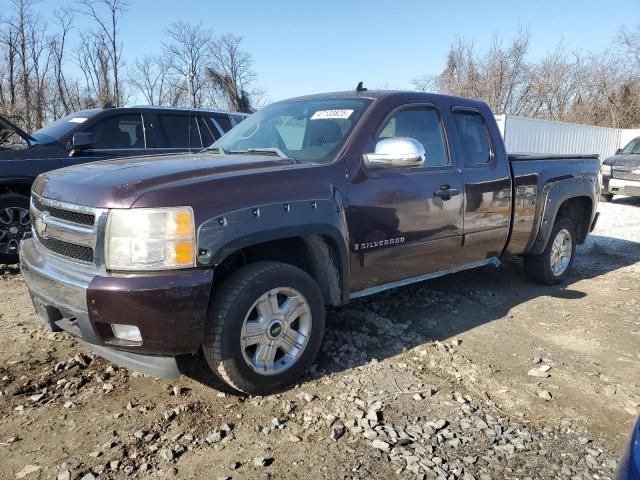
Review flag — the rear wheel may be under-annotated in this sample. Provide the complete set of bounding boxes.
[0,193,31,265]
[600,193,614,202]
[525,217,576,285]
[203,261,325,395]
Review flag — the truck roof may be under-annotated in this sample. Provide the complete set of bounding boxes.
[284,89,488,107]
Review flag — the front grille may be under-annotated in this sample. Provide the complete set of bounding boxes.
[38,237,94,263]
[32,197,95,226]
[612,170,640,182]
[31,195,101,265]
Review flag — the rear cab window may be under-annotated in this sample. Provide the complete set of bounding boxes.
[452,109,492,166]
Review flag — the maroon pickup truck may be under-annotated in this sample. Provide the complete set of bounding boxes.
[20,90,601,394]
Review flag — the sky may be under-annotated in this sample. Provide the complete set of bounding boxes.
[31,0,640,103]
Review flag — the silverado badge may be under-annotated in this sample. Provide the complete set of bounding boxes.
[354,237,405,252]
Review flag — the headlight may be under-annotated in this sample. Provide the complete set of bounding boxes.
[601,164,612,176]
[105,207,196,271]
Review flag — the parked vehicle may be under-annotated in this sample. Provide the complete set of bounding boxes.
[601,136,640,202]
[0,106,247,263]
[20,90,601,394]
[618,417,640,480]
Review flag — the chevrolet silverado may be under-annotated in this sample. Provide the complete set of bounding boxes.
[20,90,601,394]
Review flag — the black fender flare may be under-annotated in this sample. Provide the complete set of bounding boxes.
[529,176,597,256]
[197,197,350,303]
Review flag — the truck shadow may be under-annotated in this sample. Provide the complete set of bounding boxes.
[183,233,640,394]
[611,196,640,207]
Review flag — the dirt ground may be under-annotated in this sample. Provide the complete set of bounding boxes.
[0,197,638,480]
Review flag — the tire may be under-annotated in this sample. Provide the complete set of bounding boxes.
[524,217,576,285]
[0,193,31,265]
[203,261,326,395]
[600,193,614,202]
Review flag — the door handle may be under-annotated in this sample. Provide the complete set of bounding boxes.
[434,186,460,199]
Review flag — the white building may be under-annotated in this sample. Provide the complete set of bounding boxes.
[494,114,640,161]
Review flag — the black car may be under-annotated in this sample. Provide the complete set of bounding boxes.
[0,106,247,263]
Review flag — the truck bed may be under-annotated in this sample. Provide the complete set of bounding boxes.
[507,153,601,256]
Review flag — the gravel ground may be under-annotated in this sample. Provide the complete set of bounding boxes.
[0,197,639,480]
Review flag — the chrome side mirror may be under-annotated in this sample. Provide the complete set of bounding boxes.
[363,137,426,169]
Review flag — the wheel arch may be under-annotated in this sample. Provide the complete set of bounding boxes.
[0,178,34,197]
[529,177,597,255]
[197,199,350,306]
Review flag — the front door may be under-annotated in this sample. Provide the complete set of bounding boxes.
[347,103,464,293]
[62,112,150,166]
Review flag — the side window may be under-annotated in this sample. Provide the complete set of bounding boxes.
[197,116,218,146]
[376,106,449,168]
[452,111,492,166]
[158,114,202,149]
[84,114,145,149]
[212,115,233,134]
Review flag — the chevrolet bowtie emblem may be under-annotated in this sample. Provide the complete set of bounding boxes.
[35,212,49,239]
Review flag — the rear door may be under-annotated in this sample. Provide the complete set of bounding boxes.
[347,101,464,292]
[450,106,512,263]
[154,113,203,153]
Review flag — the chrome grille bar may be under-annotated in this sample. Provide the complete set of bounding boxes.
[30,194,107,266]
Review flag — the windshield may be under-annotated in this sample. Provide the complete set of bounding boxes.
[621,138,640,154]
[212,98,373,163]
[31,110,100,144]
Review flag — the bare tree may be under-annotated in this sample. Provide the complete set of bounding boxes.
[418,28,640,128]
[75,30,112,107]
[207,34,255,112]
[0,23,19,120]
[75,0,127,105]
[10,0,35,130]
[163,21,213,108]
[617,24,640,71]
[128,55,185,106]
[50,8,77,116]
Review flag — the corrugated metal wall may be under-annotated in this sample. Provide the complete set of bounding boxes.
[494,114,640,161]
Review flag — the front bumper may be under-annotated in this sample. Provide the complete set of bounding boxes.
[20,238,213,378]
[603,176,640,197]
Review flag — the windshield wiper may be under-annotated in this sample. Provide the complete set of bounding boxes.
[228,147,291,160]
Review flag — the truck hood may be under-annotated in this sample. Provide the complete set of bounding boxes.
[604,154,640,169]
[0,114,34,146]
[33,152,304,208]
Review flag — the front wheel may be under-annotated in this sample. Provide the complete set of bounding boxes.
[600,193,614,202]
[0,193,31,265]
[524,217,576,285]
[203,261,326,395]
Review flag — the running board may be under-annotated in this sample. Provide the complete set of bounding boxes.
[349,257,501,299]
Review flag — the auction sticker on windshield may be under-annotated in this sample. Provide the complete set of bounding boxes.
[68,117,88,124]
[311,109,354,120]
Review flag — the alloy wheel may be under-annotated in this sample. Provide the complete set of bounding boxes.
[550,228,572,277]
[0,206,30,255]
[240,287,312,376]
